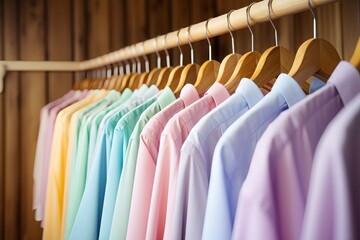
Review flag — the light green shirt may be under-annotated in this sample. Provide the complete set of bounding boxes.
[64,90,120,240]
[109,87,176,240]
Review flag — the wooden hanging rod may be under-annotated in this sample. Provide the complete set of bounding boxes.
[0,0,338,93]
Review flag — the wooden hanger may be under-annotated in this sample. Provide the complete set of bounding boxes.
[173,26,200,96]
[215,10,242,86]
[350,37,360,72]
[194,18,220,95]
[155,34,174,89]
[288,0,341,84]
[145,37,165,86]
[248,1,294,89]
[166,29,186,91]
[222,7,261,94]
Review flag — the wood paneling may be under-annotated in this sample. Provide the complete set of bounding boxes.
[0,0,358,239]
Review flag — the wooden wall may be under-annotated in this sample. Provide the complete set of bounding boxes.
[0,0,359,239]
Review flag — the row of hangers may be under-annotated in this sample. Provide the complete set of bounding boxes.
[74,0,360,96]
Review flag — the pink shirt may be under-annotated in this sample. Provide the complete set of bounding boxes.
[146,83,230,240]
[232,62,360,240]
[126,84,199,240]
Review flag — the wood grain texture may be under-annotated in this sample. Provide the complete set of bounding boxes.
[19,0,46,239]
[0,0,4,236]
[47,0,73,101]
[0,1,358,239]
[3,0,20,239]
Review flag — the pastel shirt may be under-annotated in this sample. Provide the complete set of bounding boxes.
[43,91,103,240]
[173,79,263,240]
[147,83,229,240]
[203,74,305,240]
[33,90,76,221]
[127,84,199,240]
[86,88,133,176]
[302,92,360,240]
[232,62,360,240]
[110,87,176,240]
[99,86,159,240]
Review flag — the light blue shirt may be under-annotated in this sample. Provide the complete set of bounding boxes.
[110,87,176,240]
[173,79,264,240]
[202,74,306,240]
[69,86,158,240]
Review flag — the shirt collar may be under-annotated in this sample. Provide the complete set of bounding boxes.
[272,73,306,107]
[236,78,264,108]
[179,84,200,107]
[328,61,360,106]
[120,88,133,100]
[204,82,230,106]
[157,87,176,109]
[143,85,159,100]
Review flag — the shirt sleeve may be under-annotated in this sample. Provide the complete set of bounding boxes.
[172,143,207,240]
[127,133,157,240]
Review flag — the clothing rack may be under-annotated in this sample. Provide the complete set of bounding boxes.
[0,0,338,93]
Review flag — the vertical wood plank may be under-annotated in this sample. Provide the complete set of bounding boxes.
[19,0,46,239]
[148,0,171,68]
[3,0,20,238]
[73,0,86,81]
[191,0,216,64]
[110,0,127,51]
[88,0,110,58]
[0,0,4,237]
[171,0,191,67]
[215,0,234,61]
[48,0,73,101]
[341,0,360,60]
[317,2,343,58]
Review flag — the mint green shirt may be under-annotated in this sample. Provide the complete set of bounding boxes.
[87,88,133,173]
[65,90,120,240]
[109,87,176,240]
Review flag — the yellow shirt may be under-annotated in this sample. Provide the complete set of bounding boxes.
[43,90,108,240]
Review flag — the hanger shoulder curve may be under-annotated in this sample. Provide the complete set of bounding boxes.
[146,68,162,86]
[216,53,242,85]
[225,51,261,93]
[251,46,294,87]
[174,63,200,96]
[156,67,174,89]
[194,60,220,95]
[118,74,133,92]
[350,37,360,72]
[288,38,341,83]
[166,66,185,91]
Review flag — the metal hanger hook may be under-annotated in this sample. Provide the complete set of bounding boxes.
[132,45,141,73]
[268,0,278,46]
[141,42,150,72]
[163,34,171,67]
[177,29,184,66]
[246,2,256,52]
[187,25,195,64]
[205,18,213,60]
[226,10,235,54]
[308,0,317,38]
[154,37,161,68]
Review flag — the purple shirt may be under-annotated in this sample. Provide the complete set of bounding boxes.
[232,61,360,240]
[301,87,360,239]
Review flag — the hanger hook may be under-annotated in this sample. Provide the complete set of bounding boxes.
[129,47,136,73]
[308,0,317,38]
[268,0,278,46]
[132,45,141,73]
[205,18,212,60]
[154,37,161,68]
[187,25,195,64]
[246,3,256,52]
[177,29,184,66]
[141,42,150,72]
[163,34,171,67]
[226,10,235,54]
